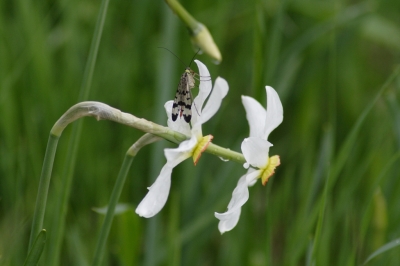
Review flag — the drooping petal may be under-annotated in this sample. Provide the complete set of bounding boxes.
[216,208,241,234]
[165,101,191,136]
[214,174,248,234]
[165,135,197,167]
[135,164,173,218]
[199,77,229,125]
[241,137,272,168]
[241,95,267,138]
[263,86,283,140]
[214,169,261,234]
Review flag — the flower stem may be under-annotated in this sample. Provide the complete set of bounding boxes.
[52,101,245,163]
[164,0,198,30]
[92,134,161,265]
[164,0,222,63]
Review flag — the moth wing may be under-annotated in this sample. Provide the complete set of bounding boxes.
[172,72,187,121]
[182,75,192,123]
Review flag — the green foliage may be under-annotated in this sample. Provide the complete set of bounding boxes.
[1,0,400,265]
[24,230,46,266]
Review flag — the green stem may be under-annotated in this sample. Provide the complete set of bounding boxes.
[91,156,133,266]
[79,0,110,101]
[28,135,59,250]
[163,0,222,63]
[91,134,161,265]
[164,0,199,31]
[45,0,110,263]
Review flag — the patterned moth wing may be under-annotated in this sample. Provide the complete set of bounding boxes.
[172,67,196,123]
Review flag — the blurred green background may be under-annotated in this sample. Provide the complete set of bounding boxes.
[1,0,400,265]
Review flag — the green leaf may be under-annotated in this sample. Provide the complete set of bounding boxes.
[24,229,47,266]
[363,238,400,265]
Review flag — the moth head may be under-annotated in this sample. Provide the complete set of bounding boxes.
[185,67,195,75]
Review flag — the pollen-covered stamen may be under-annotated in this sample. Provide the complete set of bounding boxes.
[192,135,214,165]
[261,155,280,185]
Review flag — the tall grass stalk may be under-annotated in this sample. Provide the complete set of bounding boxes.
[44,0,110,265]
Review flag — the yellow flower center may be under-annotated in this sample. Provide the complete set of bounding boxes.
[260,155,280,185]
[192,135,214,165]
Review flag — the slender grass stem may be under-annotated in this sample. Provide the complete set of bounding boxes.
[92,134,161,265]
[28,135,59,250]
[44,0,110,264]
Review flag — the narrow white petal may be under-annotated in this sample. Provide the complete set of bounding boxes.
[165,101,191,136]
[165,100,174,120]
[164,135,197,167]
[135,164,173,218]
[241,137,272,168]
[241,96,267,138]
[191,123,203,139]
[245,168,262,185]
[264,86,283,140]
[199,77,229,125]
[192,60,212,121]
[216,209,241,234]
[214,174,249,233]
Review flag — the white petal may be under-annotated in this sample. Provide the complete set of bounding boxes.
[245,168,261,186]
[199,77,229,125]
[165,100,174,120]
[264,86,283,140]
[192,60,212,120]
[164,135,197,167]
[241,95,267,138]
[216,209,241,234]
[135,164,173,218]
[241,137,272,168]
[190,122,203,139]
[214,174,249,233]
[165,101,191,136]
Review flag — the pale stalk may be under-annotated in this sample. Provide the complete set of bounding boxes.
[52,101,245,162]
[29,101,245,255]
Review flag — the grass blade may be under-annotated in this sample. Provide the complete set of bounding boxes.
[45,0,110,264]
[363,238,400,265]
[24,229,47,266]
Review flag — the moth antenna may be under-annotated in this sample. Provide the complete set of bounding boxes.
[188,49,201,68]
[158,47,188,68]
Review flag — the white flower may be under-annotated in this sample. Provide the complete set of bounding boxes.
[215,86,283,233]
[136,60,229,218]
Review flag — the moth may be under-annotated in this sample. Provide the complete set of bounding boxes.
[171,67,196,123]
[159,47,201,123]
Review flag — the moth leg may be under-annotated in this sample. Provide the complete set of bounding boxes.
[193,73,211,82]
